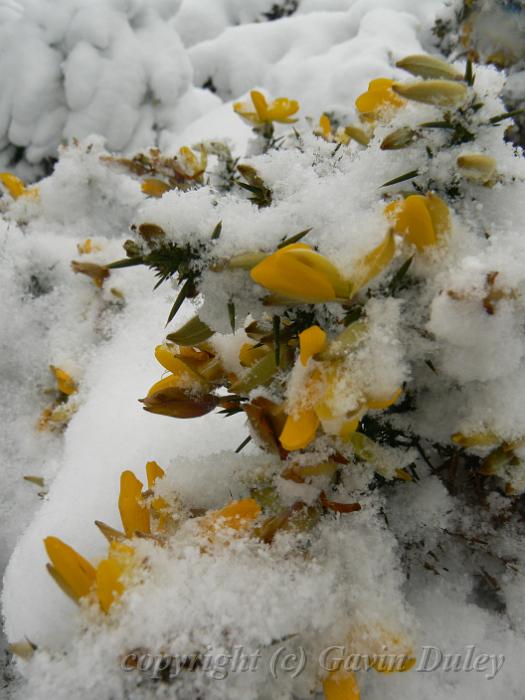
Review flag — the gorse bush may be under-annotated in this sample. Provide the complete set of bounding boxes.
[4,49,525,700]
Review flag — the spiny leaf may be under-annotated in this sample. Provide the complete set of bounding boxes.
[23,475,45,487]
[388,256,414,295]
[277,228,312,249]
[464,57,475,86]
[211,221,222,240]
[235,435,252,453]
[425,359,437,374]
[420,121,454,129]
[106,257,143,270]
[166,278,192,326]
[381,169,419,188]
[489,109,524,125]
[94,520,126,542]
[228,300,236,332]
[273,315,281,365]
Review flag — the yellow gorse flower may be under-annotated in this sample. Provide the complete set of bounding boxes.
[77,238,102,255]
[141,343,225,419]
[316,115,351,144]
[315,115,370,146]
[140,146,207,197]
[280,408,321,452]
[385,193,450,250]
[71,260,110,288]
[250,243,349,303]
[118,470,151,538]
[50,365,77,396]
[323,669,360,700]
[44,536,96,601]
[44,463,266,611]
[44,536,134,613]
[37,365,79,431]
[317,114,333,140]
[0,172,39,200]
[44,461,167,611]
[96,541,134,613]
[355,78,405,119]
[299,325,327,366]
[141,179,171,197]
[250,231,396,306]
[279,324,402,452]
[203,498,262,533]
[234,90,299,126]
[175,145,208,179]
[150,344,210,394]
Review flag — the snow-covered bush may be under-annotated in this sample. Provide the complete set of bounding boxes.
[434,0,525,147]
[3,38,525,699]
[0,0,208,172]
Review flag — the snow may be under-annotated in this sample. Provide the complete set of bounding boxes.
[1,1,525,699]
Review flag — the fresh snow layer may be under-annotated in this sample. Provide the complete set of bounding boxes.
[1,1,525,700]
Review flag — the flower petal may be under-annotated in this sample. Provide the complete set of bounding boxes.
[44,536,96,601]
[323,669,360,700]
[118,471,150,537]
[279,409,320,451]
[299,326,327,366]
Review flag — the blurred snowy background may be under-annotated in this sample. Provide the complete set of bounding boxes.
[0,0,445,178]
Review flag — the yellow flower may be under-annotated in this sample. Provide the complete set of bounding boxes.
[151,344,209,393]
[118,470,150,538]
[146,460,165,489]
[355,78,405,119]
[141,178,172,197]
[175,145,208,179]
[349,230,396,293]
[77,238,102,255]
[366,387,402,410]
[45,536,134,613]
[142,344,224,419]
[44,536,96,602]
[71,261,110,288]
[45,461,168,612]
[315,115,370,146]
[385,193,450,250]
[0,172,39,200]
[316,114,333,140]
[38,366,78,431]
[299,326,327,366]
[50,365,77,396]
[251,243,349,303]
[323,669,360,700]
[315,115,349,144]
[279,326,402,452]
[203,498,262,532]
[146,460,169,517]
[280,408,320,452]
[96,541,134,613]
[280,328,324,451]
[234,90,299,126]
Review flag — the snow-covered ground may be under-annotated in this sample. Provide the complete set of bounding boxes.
[1,1,525,699]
